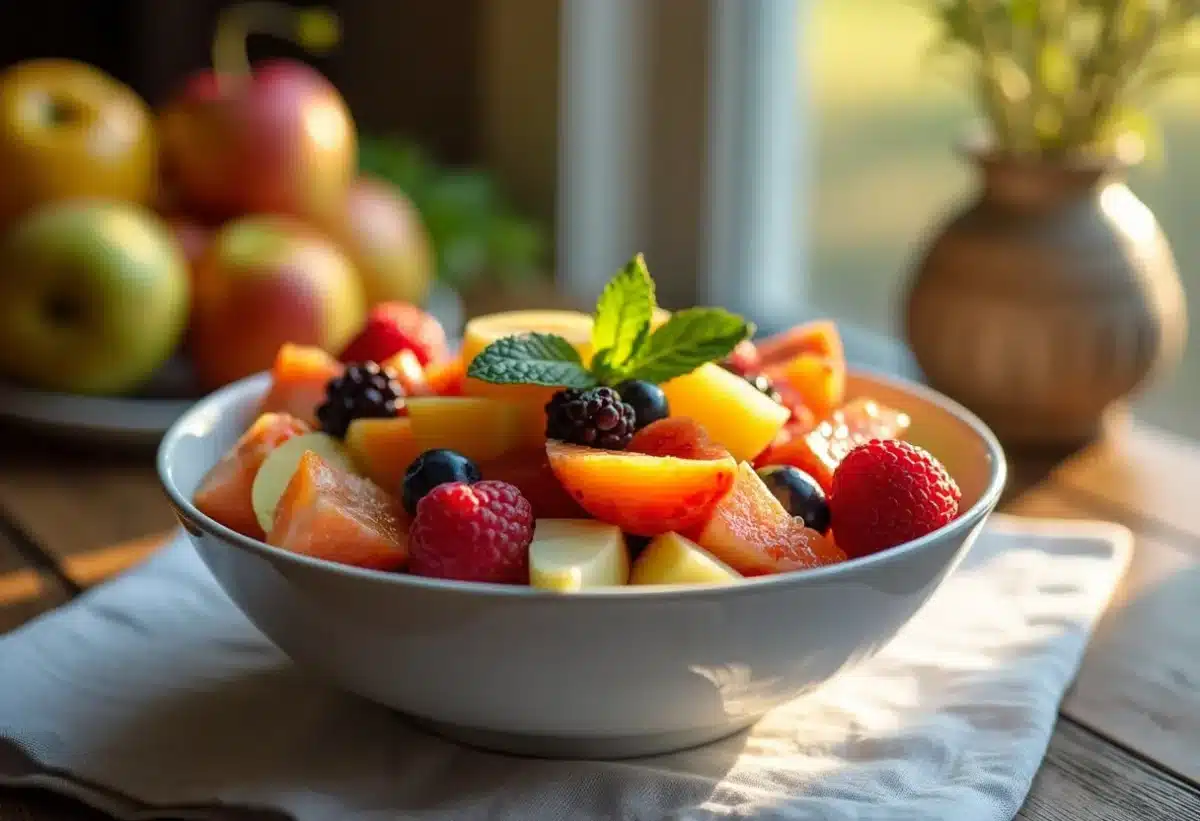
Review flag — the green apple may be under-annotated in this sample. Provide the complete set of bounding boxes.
[251,432,353,535]
[529,519,630,592]
[0,200,189,395]
[630,532,742,586]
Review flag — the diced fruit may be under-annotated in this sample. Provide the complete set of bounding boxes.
[258,344,343,427]
[766,353,845,421]
[408,480,534,584]
[317,361,404,439]
[630,532,741,586]
[461,310,595,446]
[724,339,762,376]
[405,397,523,463]
[753,398,911,492]
[830,439,961,558]
[544,387,637,450]
[480,449,587,519]
[251,432,354,534]
[546,439,737,537]
[461,309,595,366]
[194,412,311,539]
[691,462,846,576]
[756,465,830,534]
[345,417,422,493]
[380,349,430,396]
[339,301,448,366]
[425,355,465,396]
[660,363,789,462]
[756,319,844,369]
[268,451,409,571]
[529,519,629,592]
[615,380,670,431]
[628,417,730,461]
[402,449,482,516]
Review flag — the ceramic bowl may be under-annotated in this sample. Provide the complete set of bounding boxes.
[158,369,1006,759]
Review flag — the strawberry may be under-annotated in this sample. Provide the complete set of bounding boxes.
[829,439,962,558]
[339,302,449,367]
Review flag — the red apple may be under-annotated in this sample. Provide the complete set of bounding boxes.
[325,175,434,307]
[189,214,366,391]
[159,5,355,223]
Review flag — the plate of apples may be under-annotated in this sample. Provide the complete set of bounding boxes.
[0,4,483,447]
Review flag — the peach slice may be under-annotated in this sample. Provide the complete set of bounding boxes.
[546,439,736,537]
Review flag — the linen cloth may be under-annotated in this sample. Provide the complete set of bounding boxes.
[0,515,1131,820]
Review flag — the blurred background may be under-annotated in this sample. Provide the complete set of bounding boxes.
[0,0,1193,443]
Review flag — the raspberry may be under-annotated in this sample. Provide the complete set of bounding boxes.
[408,480,534,584]
[317,362,404,438]
[545,387,636,450]
[829,439,961,558]
[339,302,449,367]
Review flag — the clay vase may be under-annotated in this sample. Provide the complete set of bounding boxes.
[904,151,1187,449]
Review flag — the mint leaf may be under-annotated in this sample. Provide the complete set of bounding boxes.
[625,308,754,384]
[467,333,597,388]
[591,254,655,371]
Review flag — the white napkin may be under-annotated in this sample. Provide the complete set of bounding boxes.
[0,516,1130,821]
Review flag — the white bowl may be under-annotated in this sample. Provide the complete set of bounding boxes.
[158,369,1006,759]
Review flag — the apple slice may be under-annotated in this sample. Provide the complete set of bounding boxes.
[251,432,354,535]
[529,519,630,592]
[630,532,742,586]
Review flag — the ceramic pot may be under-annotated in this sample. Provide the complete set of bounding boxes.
[904,151,1187,448]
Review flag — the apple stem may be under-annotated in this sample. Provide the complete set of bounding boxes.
[212,2,341,91]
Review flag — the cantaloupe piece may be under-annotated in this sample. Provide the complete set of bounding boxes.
[258,344,343,427]
[268,450,408,571]
[660,364,789,462]
[406,397,524,463]
[194,412,312,539]
[345,417,422,492]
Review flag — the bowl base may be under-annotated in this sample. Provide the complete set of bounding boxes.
[404,713,763,760]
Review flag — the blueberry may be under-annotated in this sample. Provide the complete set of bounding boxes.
[756,465,830,534]
[402,449,481,515]
[615,380,670,430]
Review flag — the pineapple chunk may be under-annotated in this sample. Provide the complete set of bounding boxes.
[530,519,630,592]
[630,531,742,586]
[661,363,789,461]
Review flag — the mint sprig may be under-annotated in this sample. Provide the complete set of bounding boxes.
[591,254,654,379]
[465,254,754,388]
[466,333,596,388]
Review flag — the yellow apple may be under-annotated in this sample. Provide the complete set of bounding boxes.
[326,176,433,307]
[0,200,189,395]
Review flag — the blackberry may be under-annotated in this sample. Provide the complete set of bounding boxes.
[317,361,404,438]
[545,387,636,450]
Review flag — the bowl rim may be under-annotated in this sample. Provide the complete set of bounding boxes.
[158,367,1007,601]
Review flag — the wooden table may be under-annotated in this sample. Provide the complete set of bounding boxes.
[1,416,1198,820]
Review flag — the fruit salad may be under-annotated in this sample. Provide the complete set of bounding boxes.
[194,254,963,590]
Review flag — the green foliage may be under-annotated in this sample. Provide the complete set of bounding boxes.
[358,135,548,290]
[917,0,1200,159]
